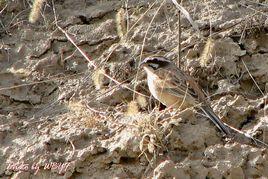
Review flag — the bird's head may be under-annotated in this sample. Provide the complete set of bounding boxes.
[140,56,171,73]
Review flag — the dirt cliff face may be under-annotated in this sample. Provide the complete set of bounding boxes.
[0,0,268,178]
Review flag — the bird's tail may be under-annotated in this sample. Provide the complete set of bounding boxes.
[200,105,231,136]
[200,105,268,148]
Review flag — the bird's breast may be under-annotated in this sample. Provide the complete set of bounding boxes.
[147,75,193,109]
[147,74,159,100]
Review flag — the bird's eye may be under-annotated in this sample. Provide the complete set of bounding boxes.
[148,63,159,70]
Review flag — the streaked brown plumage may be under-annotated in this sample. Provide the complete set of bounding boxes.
[141,56,231,135]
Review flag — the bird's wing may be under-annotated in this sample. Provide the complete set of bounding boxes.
[156,68,199,100]
[156,66,231,135]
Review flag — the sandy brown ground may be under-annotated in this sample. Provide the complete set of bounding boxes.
[1,0,268,178]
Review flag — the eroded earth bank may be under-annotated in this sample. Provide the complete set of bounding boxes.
[1,0,268,178]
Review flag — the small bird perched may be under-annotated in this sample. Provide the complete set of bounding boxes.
[140,56,231,135]
[140,56,268,148]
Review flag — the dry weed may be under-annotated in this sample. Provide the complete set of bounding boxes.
[137,95,148,108]
[126,100,139,116]
[29,0,46,23]
[92,67,106,90]
[134,112,167,166]
[200,37,215,67]
[116,8,127,40]
[67,101,105,129]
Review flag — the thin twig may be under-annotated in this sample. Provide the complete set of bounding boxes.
[0,73,84,91]
[245,0,268,7]
[239,2,268,17]
[56,25,97,69]
[133,0,167,100]
[125,0,129,32]
[171,0,201,36]
[55,15,147,98]
[241,59,265,96]
[177,4,181,68]
[0,3,8,14]
[124,0,158,41]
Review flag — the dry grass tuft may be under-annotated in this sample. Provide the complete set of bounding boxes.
[140,134,157,155]
[126,100,139,116]
[67,101,85,113]
[137,95,148,108]
[126,95,148,116]
[29,0,46,23]
[200,37,215,67]
[82,114,103,129]
[67,101,105,129]
[134,113,166,162]
[115,7,127,40]
[92,68,106,90]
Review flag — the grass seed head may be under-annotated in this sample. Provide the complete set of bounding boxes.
[29,0,46,23]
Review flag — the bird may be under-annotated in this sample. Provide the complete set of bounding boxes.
[140,56,231,136]
[140,56,268,148]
